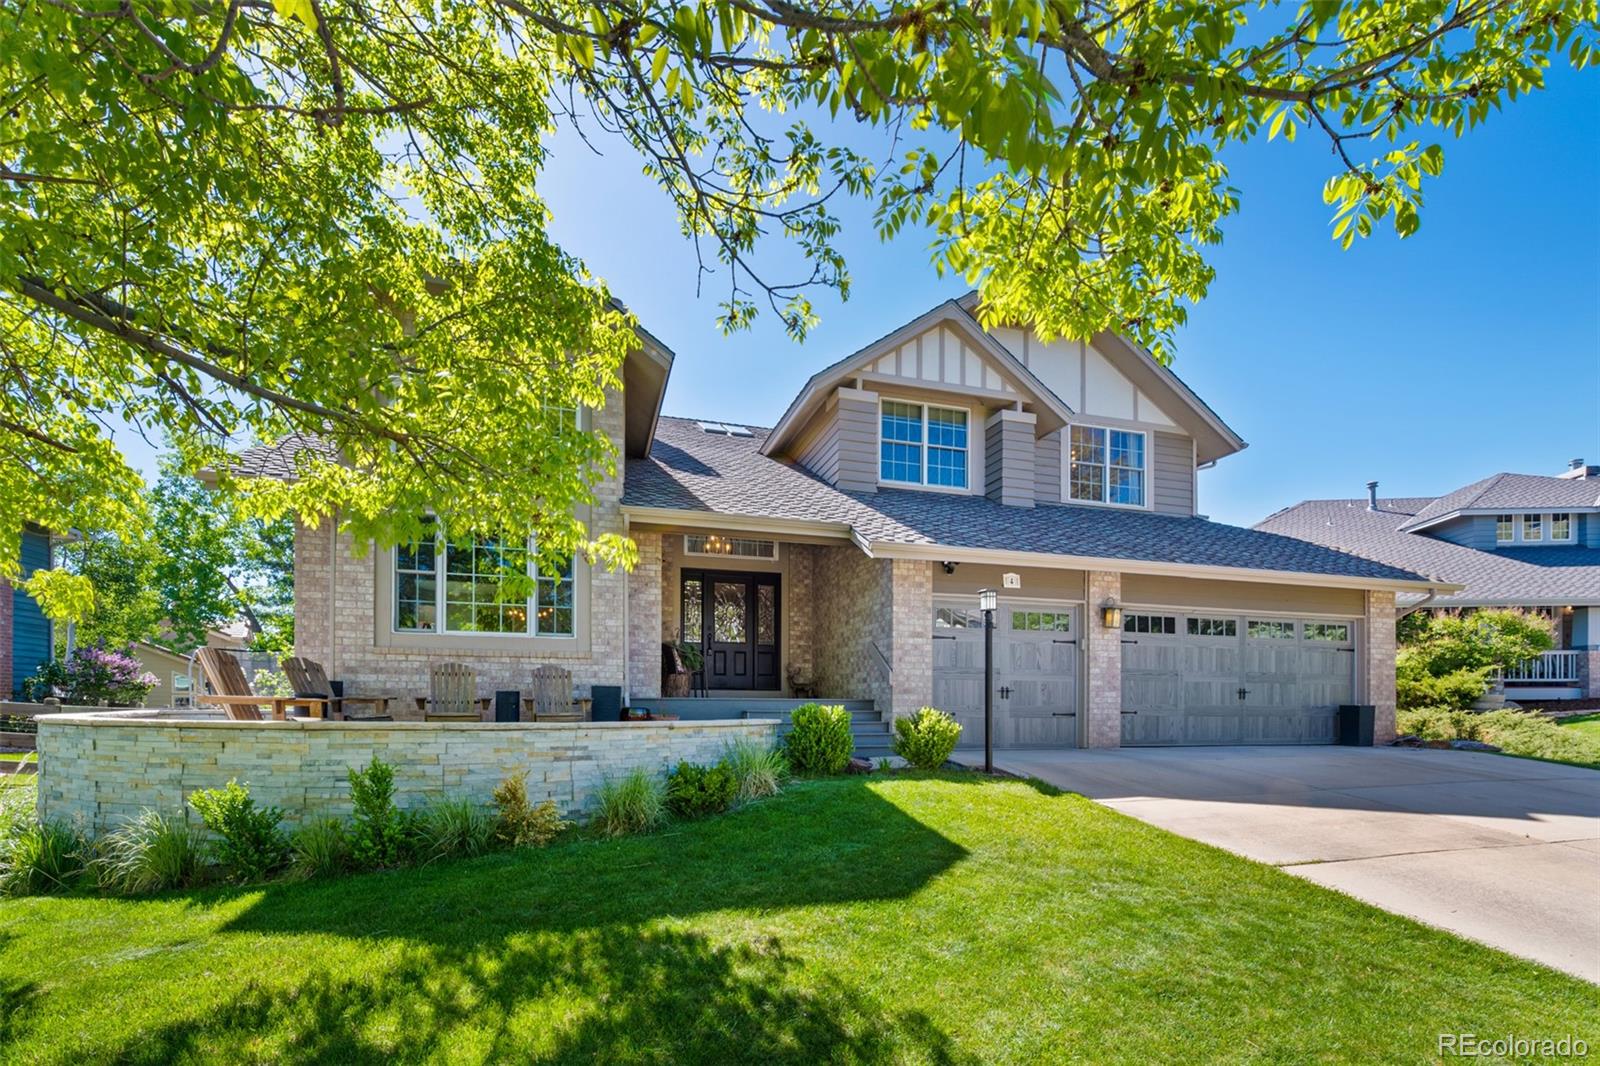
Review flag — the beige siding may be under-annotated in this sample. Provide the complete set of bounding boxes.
[933,564,1087,602]
[1152,431,1195,515]
[1121,574,1365,616]
[795,388,878,492]
[1034,429,1062,504]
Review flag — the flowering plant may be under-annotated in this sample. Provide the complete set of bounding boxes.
[21,644,158,705]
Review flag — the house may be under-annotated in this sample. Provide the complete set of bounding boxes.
[0,527,55,699]
[1257,466,1600,702]
[237,294,1455,749]
[130,642,198,709]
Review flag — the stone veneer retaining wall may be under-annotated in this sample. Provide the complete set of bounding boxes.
[37,711,779,834]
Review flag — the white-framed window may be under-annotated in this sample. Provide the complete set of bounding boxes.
[1521,513,1543,542]
[172,671,193,708]
[1068,425,1146,507]
[1247,619,1295,640]
[1551,513,1573,542]
[394,519,574,637]
[1187,617,1237,638]
[1496,514,1514,543]
[684,534,777,560]
[1012,610,1073,633]
[880,400,969,488]
[1304,622,1351,642]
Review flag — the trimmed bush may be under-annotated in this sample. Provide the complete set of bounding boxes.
[666,760,738,819]
[786,703,854,774]
[893,707,963,769]
[1398,706,1600,769]
[1396,654,1491,711]
[0,819,88,896]
[416,800,497,863]
[188,780,290,883]
[594,768,666,837]
[492,773,571,848]
[290,818,351,879]
[348,756,405,869]
[722,737,788,803]
[94,810,206,894]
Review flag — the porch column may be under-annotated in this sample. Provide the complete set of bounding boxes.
[627,532,664,700]
[1365,590,1398,744]
[1083,571,1123,748]
[888,559,933,719]
[1573,607,1600,700]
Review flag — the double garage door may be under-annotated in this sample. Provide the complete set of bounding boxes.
[931,600,1356,748]
[1120,611,1356,745]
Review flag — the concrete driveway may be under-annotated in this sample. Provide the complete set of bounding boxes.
[964,746,1600,982]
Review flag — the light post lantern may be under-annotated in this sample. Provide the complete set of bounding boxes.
[978,588,998,773]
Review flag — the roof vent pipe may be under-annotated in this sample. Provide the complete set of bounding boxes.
[1571,458,1585,471]
[1366,481,1379,510]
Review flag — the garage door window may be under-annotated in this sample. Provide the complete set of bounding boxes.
[935,606,984,629]
[1304,622,1350,642]
[1247,620,1295,639]
[1187,617,1237,637]
[1012,611,1073,632]
[1123,613,1176,635]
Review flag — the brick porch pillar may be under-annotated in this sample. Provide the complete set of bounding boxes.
[1083,571,1123,748]
[627,532,663,700]
[1366,590,1398,744]
[888,559,933,719]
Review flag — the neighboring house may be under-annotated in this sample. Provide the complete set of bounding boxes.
[131,641,197,708]
[237,294,1453,748]
[0,527,55,699]
[1256,465,1600,701]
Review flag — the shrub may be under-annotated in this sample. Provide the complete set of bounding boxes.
[785,703,854,774]
[721,737,788,803]
[21,644,157,705]
[93,810,206,894]
[348,756,405,869]
[188,780,290,882]
[593,768,666,837]
[416,800,498,863]
[893,707,963,770]
[1396,654,1492,711]
[666,760,738,819]
[0,820,88,896]
[491,773,571,848]
[290,818,351,879]
[1399,707,1600,769]
[250,668,294,698]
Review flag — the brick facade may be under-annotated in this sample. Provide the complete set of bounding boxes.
[627,531,663,699]
[1083,571,1123,747]
[1365,590,1398,744]
[811,544,894,710]
[887,559,933,717]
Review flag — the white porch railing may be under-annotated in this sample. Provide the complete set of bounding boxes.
[1503,651,1583,684]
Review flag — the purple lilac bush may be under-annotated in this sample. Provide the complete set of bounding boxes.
[22,644,158,705]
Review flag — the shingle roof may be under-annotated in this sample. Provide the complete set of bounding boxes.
[226,434,337,480]
[626,417,1437,586]
[1255,496,1600,606]
[1396,473,1600,531]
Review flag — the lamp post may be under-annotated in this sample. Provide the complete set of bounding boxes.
[978,587,997,773]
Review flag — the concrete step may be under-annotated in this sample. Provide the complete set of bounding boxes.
[630,696,876,721]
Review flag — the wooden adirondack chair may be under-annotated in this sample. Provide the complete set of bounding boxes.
[522,665,579,721]
[195,647,326,721]
[280,657,397,722]
[425,662,484,721]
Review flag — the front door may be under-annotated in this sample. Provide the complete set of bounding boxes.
[683,570,780,691]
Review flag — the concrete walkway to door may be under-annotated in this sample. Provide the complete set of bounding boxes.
[954,745,1600,982]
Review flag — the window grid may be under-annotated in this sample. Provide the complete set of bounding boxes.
[1123,614,1176,635]
[684,534,778,559]
[935,606,984,629]
[1247,620,1295,640]
[881,401,968,488]
[1495,515,1514,543]
[1304,623,1351,642]
[1187,617,1237,638]
[1551,513,1572,541]
[1521,514,1543,542]
[1012,610,1073,633]
[395,528,574,638]
[1069,425,1146,506]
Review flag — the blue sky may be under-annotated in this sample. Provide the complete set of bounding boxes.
[534,63,1600,528]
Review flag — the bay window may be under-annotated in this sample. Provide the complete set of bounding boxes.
[1068,425,1146,506]
[395,519,574,637]
[880,400,969,488]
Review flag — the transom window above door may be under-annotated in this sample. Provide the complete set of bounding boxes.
[880,400,969,489]
[1067,425,1146,507]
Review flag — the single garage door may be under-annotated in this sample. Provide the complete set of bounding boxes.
[1120,611,1356,746]
[932,601,1079,748]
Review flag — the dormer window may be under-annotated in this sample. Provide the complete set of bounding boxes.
[1068,425,1146,507]
[1551,513,1572,541]
[880,400,968,489]
[1496,512,1573,545]
[1495,515,1514,543]
[1522,514,1542,542]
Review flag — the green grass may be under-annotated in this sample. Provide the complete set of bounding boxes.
[1560,712,1600,742]
[1,773,1595,1064]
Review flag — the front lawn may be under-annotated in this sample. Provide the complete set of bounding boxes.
[1561,712,1600,742]
[2,773,1595,1064]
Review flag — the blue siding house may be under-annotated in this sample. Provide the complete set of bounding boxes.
[3,528,55,699]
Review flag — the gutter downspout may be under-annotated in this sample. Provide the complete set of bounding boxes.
[1398,590,1439,619]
